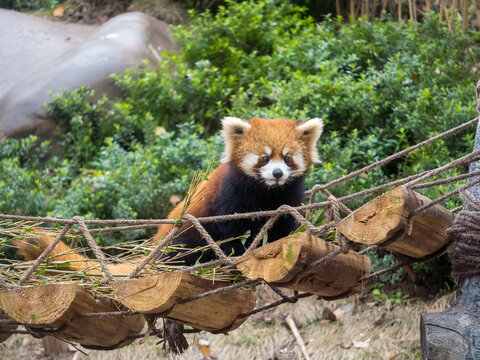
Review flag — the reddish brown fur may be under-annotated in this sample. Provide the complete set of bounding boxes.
[153,163,228,240]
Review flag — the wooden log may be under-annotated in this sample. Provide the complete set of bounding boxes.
[0,308,16,343]
[113,272,257,333]
[234,232,371,297]
[337,186,453,258]
[0,283,145,349]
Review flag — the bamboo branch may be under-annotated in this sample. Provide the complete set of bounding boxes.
[285,314,311,360]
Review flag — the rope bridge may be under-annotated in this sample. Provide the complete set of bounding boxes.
[1,93,480,352]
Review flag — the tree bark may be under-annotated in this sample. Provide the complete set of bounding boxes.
[420,96,480,359]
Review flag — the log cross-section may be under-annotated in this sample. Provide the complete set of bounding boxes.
[235,232,371,297]
[0,283,145,350]
[337,186,454,258]
[112,272,257,333]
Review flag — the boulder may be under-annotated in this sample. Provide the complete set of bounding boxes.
[0,10,178,139]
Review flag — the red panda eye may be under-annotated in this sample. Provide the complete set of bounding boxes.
[284,155,292,165]
[261,156,270,163]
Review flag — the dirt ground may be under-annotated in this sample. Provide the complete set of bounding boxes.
[0,288,455,360]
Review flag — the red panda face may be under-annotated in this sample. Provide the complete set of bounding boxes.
[221,117,323,187]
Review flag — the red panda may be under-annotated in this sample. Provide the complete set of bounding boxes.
[15,117,323,271]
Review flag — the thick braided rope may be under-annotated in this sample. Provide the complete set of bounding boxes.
[182,214,231,262]
[245,214,280,254]
[447,191,480,279]
[73,216,114,283]
[308,116,478,203]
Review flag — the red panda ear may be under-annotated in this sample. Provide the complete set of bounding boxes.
[221,117,251,162]
[296,118,323,163]
[221,117,251,137]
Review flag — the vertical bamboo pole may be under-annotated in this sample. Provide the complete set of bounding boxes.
[440,0,446,21]
[426,0,432,13]
[336,0,341,17]
[408,0,414,20]
[461,0,469,32]
[373,0,379,19]
[381,0,389,13]
[398,0,403,23]
[473,0,480,29]
[447,0,459,31]
[350,0,355,21]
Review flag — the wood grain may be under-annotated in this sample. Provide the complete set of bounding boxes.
[0,283,145,349]
[113,272,257,333]
[235,232,371,297]
[337,186,453,258]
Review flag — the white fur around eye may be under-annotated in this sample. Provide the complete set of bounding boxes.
[239,153,259,176]
[264,146,272,156]
[282,148,290,156]
[293,154,306,172]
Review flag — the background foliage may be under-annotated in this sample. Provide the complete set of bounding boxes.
[1,0,479,287]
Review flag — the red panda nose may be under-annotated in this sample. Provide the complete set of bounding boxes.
[272,169,283,179]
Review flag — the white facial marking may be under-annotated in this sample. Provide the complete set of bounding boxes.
[282,148,289,156]
[240,152,259,176]
[293,154,306,173]
[264,146,272,156]
[260,160,292,186]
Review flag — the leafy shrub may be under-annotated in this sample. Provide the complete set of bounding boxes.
[2,0,59,11]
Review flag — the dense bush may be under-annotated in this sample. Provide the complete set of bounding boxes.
[1,0,59,11]
[115,0,478,207]
[1,0,479,287]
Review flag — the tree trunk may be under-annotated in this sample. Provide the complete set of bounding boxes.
[420,87,480,359]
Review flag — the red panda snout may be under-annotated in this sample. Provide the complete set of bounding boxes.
[259,158,293,186]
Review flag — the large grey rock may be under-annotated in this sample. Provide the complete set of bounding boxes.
[0,10,178,139]
[0,9,96,99]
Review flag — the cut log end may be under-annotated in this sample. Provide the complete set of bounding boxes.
[337,186,453,258]
[235,232,371,297]
[113,273,257,333]
[0,284,144,349]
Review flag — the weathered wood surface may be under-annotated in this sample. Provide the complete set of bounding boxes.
[0,308,16,343]
[113,272,257,333]
[337,186,453,258]
[421,276,480,360]
[234,232,371,297]
[0,283,145,349]
[420,111,480,360]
